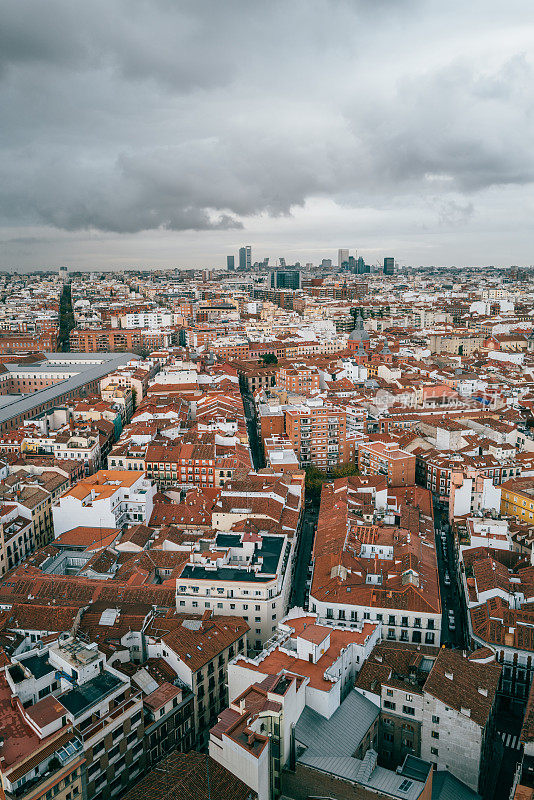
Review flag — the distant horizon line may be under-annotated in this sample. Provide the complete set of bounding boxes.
[0,263,532,275]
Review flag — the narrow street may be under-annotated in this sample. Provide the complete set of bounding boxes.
[433,498,469,649]
[58,282,74,351]
[290,505,319,608]
[433,498,523,800]
[241,388,265,471]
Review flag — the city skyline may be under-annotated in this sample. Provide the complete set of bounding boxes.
[1,1,534,270]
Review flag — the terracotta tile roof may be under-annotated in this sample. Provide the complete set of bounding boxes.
[119,750,251,800]
[143,681,183,711]
[424,648,501,728]
[146,610,249,672]
[233,615,378,692]
[6,602,80,634]
[310,479,441,614]
[54,526,120,549]
[355,640,438,695]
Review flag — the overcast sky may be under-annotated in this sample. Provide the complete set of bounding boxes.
[1,0,534,271]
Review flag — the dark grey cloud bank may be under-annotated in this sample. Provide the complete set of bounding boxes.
[1,0,533,267]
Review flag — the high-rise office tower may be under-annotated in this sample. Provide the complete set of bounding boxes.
[338,249,349,269]
[321,259,332,269]
[239,246,252,271]
[227,255,235,271]
[270,269,301,290]
[383,257,395,275]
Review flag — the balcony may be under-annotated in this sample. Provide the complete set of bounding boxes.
[73,692,142,743]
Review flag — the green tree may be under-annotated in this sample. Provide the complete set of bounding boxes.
[329,461,360,479]
[305,461,359,503]
[260,353,278,365]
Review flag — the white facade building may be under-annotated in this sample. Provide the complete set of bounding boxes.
[53,470,155,536]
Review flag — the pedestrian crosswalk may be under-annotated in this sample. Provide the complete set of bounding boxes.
[501,732,522,751]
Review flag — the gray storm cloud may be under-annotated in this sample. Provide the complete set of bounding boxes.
[0,0,533,260]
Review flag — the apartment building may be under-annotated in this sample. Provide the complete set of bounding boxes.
[461,545,534,706]
[276,365,320,394]
[0,330,57,354]
[4,484,54,551]
[0,674,85,800]
[420,648,501,796]
[416,449,522,503]
[145,442,246,489]
[358,438,416,487]
[263,436,299,473]
[355,643,501,796]
[99,383,133,422]
[356,642,432,770]
[69,328,173,353]
[501,477,534,523]
[233,361,277,394]
[21,425,102,476]
[285,402,353,469]
[119,310,174,328]
[52,470,156,536]
[100,365,152,408]
[144,610,249,744]
[175,530,293,650]
[4,638,145,800]
[309,479,441,645]
[142,682,195,767]
[228,611,380,720]
[211,622,436,800]
[0,501,33,574]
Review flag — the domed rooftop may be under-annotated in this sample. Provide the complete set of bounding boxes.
[348,314,370,342]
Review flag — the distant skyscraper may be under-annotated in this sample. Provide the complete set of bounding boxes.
[239,246,251,271]
[279,257,286,267]
[270,269,301,290]
[227,255,235,271]
[338,249,349,269]
[383,257,395,275]
[321,259,332,269]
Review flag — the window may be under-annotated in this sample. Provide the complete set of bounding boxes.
[431,731,439,739]
[432,715,440,724]
[402,705,415,716]
[386,689,393,696]
[383,700,396,710]
[399,780,413,792]
[431,747,438,756]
